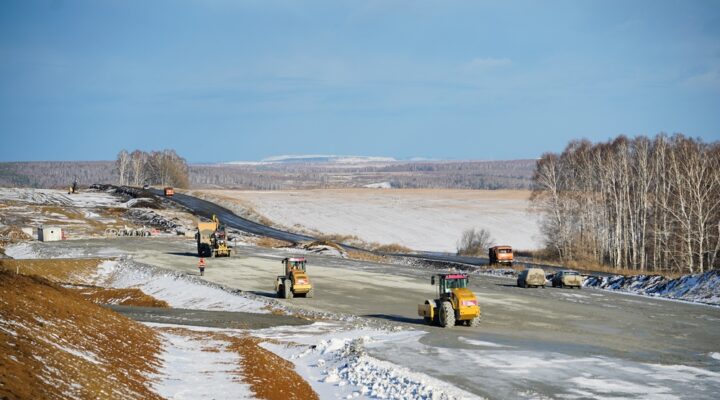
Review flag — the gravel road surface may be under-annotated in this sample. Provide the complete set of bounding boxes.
[28,237,720,399]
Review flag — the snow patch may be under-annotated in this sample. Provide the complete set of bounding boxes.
[258,323,481,400]
[92,259,269,313]
[151,331,252,399]
[584,270,720,306]
[458,337,511,348]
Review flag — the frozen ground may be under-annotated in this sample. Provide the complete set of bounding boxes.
[0,187,123,208]
[150,328,253,400]
[584,271,720,306]
[8,238,720,399]
[197,189,542,252]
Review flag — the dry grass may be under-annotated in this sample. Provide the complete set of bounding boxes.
[346,249,386,263]
[0,267,163,400]
[0,258,107,283]
[254,236,294,248]
[226,335,318,400]
[371,243,414,254]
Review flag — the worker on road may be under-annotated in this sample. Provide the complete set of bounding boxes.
[198,257,206,276]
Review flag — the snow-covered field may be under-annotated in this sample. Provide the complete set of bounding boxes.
[198,189,542,252]
[0,187,123,208]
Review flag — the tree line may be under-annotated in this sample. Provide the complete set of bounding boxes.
[531,134,720,274]
[115,149,189,188]
[1,158,535,191]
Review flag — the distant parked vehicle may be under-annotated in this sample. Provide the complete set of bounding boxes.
[517,268,546,288]
[489,245,513,266]
[142,184,150,190]
[551,270,583,289]
[164,187,174,197]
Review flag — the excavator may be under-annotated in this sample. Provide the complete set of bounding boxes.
[196,214,232,257]
[417,273,481,327]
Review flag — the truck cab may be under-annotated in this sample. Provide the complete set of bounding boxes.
[489,245,514,266]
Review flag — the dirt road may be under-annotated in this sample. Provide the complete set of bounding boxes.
[26,237,720,399]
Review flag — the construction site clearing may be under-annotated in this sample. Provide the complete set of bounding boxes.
[1,186,720,400]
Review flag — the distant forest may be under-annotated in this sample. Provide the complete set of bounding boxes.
[0,159,535,190]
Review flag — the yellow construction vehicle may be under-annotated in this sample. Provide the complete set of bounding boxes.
[196,214,232,257]
[417,273,481,327]
[275,257,313,299]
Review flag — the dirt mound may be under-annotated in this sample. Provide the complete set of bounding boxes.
[0,226,32,242]
[0,268,162,400]
[0,258,106,283]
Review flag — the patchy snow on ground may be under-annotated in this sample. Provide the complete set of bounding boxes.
[92,259,270,313]
[151,330,252,400]
[0,187,123,208]
[256,322,482,400]
[199,189,541,252]
[584,270,720,306]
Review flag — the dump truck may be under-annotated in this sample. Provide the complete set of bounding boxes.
[417,273,481,327]
[164,187,174,197]
[196,215,232,257]
[489,245,513,266]
[275,257,313,299]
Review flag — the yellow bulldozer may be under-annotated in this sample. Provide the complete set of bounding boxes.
[417,273,481,327]
[196,215,232,257]
[275,257,313,299]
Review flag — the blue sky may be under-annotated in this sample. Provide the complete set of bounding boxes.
[1,0,718,163]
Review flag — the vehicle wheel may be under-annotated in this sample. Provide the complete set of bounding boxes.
[577,285,582,290]
[468,315,481,327]
[306,288,314,298]
[523,282,528,288]
[277,285,283,298]
[283,279,293,299]
[439,301,455,328]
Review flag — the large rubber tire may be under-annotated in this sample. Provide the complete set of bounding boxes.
[468,315,481,327]
[306,287,314,298]
[277,285,283,298]
[283,279,293,299]
[439,301,455,328]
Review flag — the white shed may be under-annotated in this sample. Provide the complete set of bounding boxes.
[38,226,62,242]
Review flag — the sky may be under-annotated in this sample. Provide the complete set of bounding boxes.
[0,0,719,163]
